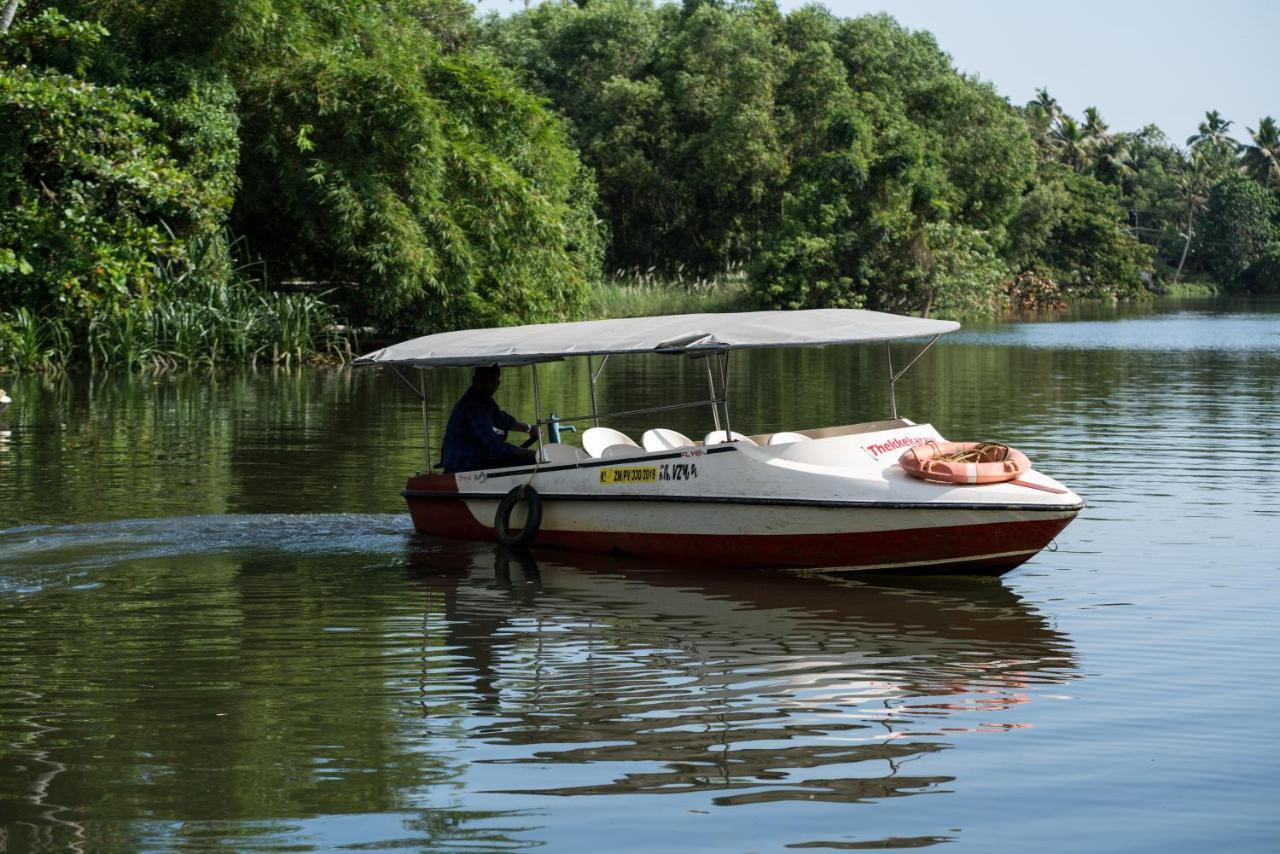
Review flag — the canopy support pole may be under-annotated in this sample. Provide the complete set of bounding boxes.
[530,363,544,457]
[719,351,733,440]
[419,369,432,471]
[885,333,942,421]
[704,358,722,433]
[587,355,600,427]
[886,342,897,420]
[390,366,425,401]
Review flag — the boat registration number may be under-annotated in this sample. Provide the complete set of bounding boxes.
[599,463,700,485]
[599,466,658,484]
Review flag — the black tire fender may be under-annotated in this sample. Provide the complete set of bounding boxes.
[494,485,542,547]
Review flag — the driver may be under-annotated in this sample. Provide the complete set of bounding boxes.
[440,365,539,472]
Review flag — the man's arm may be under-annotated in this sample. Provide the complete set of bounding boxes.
[494,403,539,439]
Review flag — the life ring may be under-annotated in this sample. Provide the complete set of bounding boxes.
[899,441,1031,485]
[494,485,542,547]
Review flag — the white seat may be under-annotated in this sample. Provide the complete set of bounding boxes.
[704,430,755,445]
[582,426,639,458]
[767,431,813,445]
[601,443,644,458]
[538,443,588,464]
[642,428,695,451]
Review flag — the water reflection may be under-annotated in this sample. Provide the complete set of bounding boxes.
[405,542,1076,806]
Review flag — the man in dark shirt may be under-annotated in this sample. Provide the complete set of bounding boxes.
[441,366,539,472]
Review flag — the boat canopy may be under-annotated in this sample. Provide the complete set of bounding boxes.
[355,309,959,368]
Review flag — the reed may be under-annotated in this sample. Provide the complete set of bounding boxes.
[585,265,753,319]
[0,308,73,372]
[3,230,355,373]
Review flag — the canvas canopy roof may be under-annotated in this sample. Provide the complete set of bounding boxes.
[354,309,959,369]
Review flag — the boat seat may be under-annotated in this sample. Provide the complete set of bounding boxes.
[704,430,755,446]
[538,443,588,464]
[642,428,695,451]
[582,426,639,458]
[601,443,644,459]
[767,431,813,445]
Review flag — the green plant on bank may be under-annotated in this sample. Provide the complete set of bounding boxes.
[585,267,753,319]
[0,307,73,371]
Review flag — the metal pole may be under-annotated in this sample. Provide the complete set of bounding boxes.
[530,363,544,457]
[419,369,432,470]
[885,342,898,420]
[720,351,732,440]
[704,358,722,433]
[587,355,600,428]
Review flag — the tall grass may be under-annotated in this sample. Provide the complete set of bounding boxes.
[585,265,753,319]
[0,308,74,372]
[2,231,352,373]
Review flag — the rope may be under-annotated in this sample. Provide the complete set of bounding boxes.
[931,442,1012,464]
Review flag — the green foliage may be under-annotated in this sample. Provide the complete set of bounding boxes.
[0,55,210,320]
[230,18,603,332]
[1198,175,1280,290]
[1007,160,1150,296]
[586,266,751,319]
[488,2,1035,314]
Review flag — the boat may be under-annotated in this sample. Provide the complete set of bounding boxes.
[356,309,1084,575]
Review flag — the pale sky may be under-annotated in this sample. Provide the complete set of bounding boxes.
[778,0,1279,145]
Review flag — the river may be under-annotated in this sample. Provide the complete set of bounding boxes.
[0,299,1277,852]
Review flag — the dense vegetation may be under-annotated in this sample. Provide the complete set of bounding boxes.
[1,0,1277,370]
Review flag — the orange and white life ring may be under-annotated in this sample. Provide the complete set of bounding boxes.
[899,441,1031,485]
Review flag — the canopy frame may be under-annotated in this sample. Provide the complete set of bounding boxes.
[367,310,957,471]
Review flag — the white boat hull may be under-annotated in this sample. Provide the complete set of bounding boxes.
[403,423,1083,575]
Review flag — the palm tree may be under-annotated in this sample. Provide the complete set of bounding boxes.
[1082,106,1109,143]
[1031,88,1061,123]
[1241,116,1280,188]
[1172,150,1214,284]
[1052,116,1091,171]
[1092,135,1135,186]
[1186,110,1236,151]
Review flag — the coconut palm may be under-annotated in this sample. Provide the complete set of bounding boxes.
[1172,150,1215,283]
[1092,135,1135,186]
[1082,106,1109,143]
[1052,116,1091,171]
[1186,110,1236,151]
[1031,87,1061,123]
[1241,116,1280,188]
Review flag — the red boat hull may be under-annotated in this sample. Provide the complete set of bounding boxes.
[403,475,1076,575]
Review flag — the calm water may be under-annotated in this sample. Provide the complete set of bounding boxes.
[1,300,1277,853]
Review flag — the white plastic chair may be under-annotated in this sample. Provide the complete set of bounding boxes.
[582,426,639,458]
[642,428,695,451]
[704,430,755,446]
[767,431,813,445]
[538,443,588,464]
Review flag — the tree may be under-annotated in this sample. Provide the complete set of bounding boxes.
[1197,175,1279,288]
[45,0,607,332]
[1,9,234,326]
[1171,150,1215,283]
[1031,87,1060,123]
[1187,109,1235,150]
[1052,116,1091,171]
[1005,160,1149,295]
[1082,106,1108,143]
[1241,117,1280,189]
[0,0,19,33]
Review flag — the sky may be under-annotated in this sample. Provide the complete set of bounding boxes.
[776,0,1279,145]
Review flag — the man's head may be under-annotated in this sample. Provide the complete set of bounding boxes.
[472,365,501,395]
